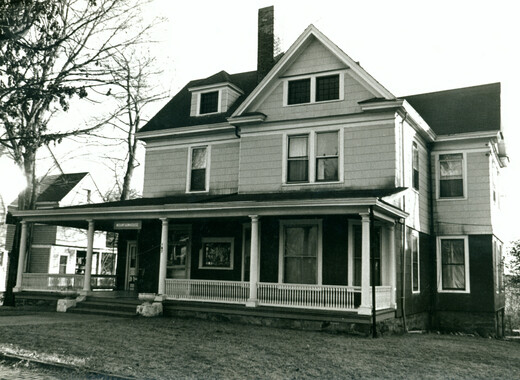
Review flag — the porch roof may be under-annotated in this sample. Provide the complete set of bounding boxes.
[11,188,408,230]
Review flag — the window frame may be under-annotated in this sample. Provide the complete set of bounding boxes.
[436,235,470,294]
[283,129,343,185]
[186,145,211,193]
[197,89,221,116]
[167,225,192,279]
[412,142,419,191]
[199,237,235,270]
[287,134,310,183]
[283,71,344,106]
[411,230,420,294]
[436,151,467,200]
[278,219,323,285]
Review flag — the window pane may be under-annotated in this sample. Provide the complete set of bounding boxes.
[288,78,310,105]
[191,148,207,169]
[440,179,463,197]
[316,158,338,181]
[316,75,339,102]
[190,168,206,191]
[288,136,308,158]
[288,160,308,182]
[413,143,419,190]
[284,225,318,284]
[440,154,463,178]
[442,265,465,289]
[441,239,465,264]
[316,132,338,156]
[202,242,231,267]
[200,91,218,114]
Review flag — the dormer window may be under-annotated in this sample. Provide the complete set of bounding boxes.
[199,91,219,115]
[284,72,343,106]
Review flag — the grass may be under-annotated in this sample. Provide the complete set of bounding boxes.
[0,311,520,379]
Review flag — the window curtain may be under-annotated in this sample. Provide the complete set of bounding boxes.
[284,226,317,284]
[441,239,465,289]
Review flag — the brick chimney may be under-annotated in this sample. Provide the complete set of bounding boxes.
[257,6,274,83]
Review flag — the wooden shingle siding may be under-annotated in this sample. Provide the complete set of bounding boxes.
[143,147,188,197]
[28,247,50,273]
[434,151,492,235]
[239,134,283,192]
[209,142,239,193]
[283,37,345,77]
[343,123,397,189]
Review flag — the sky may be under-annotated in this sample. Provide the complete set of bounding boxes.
[1,0,519,239]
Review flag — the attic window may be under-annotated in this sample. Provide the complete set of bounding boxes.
[199,91,219,114]
[288,79,311,105]
[316,75,339,102]
[284,72,343,106]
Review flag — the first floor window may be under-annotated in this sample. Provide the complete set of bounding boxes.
[439,153,464,198]
[59,256,67,274]
[411,231,419,292]
[316,131,339,181]
[199,91,219,114]
[168,230,190,278]
[287,135,309,182]
[283,224,318,284]
[190,147,207,192]
[199,238,234,270]
[439,237,468,291]
[353,224,381,286]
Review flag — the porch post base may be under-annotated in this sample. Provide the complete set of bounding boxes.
[13,287,22,293]
[245,299,258,307]
[357,306,372,315]
[137,302,163,317]
[57,298,77,312]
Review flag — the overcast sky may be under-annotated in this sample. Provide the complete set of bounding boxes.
[1,0,519,239]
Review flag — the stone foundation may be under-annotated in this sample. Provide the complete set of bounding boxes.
[435,311,498,337]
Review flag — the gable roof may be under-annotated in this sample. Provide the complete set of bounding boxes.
[138,71,258,133]
[403,83,501,135]
[36,172,89,203]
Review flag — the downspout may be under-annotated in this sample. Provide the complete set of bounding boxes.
[400,111,408,332]
[427,142,437,330]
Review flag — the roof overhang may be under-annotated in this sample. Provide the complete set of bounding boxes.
[136,122,235,141]
[188,81,244,95]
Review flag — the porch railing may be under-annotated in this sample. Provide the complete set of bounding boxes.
[370,285,392,310]
[164,279,250,304]
[21,273,84,291]
[258,283,360,311]
[21,273,117,292]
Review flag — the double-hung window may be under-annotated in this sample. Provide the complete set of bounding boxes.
[352,224,381,287]
[438,236,469,293]
[412,142,419,191]
[285,73,342,105]
[411,231,420,293]
[286,130,340,184]
[189,146,208,192]
[439,153,464,198]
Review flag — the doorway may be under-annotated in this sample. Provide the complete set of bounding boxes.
[125,241,138,290]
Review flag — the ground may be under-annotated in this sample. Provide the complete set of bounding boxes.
[0,308,520,379]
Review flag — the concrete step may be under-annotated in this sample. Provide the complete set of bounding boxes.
[68,307,137,318]
[70,296,140,317]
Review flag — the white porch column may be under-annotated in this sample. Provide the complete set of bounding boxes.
[13,221,28,292]
[358,213,371,315]
[158,218,169,295]
[246,215,260,307]
[389,223,397,309]
[82,219,95,292]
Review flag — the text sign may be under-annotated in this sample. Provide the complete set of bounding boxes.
[114,221,142,230]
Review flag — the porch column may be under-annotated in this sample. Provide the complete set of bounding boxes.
[13,221,28,292]
[389,223,397,309]
[158,217,169,296]
[246,215,260,307]
[358,213,371,315]
[82,219,95,292]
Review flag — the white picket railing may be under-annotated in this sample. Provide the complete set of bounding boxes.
[164,279,250,304]
[370,286,392,310]
[257,283,360,311]
[21,273,84,291]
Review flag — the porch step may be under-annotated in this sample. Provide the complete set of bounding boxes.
[69,296,140,317]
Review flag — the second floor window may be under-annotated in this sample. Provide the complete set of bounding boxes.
[190,147,207,192]
[439,153,464,198]
[316,131,339,181]
[412,142,419,190]
[199,91,219,114]
[287,135,309,182]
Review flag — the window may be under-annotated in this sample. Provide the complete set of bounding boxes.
[279,220,322,284]
[167,229,190,278]
[353,224,381,286]
[495,241,504,293]
[285,130,341,184]
[199,238,234,270]
[59,256,68,274]
[287,135,309,182]
[316,131,339,181]
[285,73,342,106]
[189,147,208,192]
[316,75,340,102]
[411,231,420,293]
[199,91,219,114]
[412,142,419,191]
[438,237,469,292]
[439,153,464,198]
[288,78,311,105]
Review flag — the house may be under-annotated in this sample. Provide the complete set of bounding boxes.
[5,173,117,292]
[10,7,508,336]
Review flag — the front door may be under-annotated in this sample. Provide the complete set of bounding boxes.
[126,241,138,290]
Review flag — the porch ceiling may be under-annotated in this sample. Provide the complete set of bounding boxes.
[11,188,408,228]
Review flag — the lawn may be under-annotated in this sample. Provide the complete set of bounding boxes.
[0,312,519,379]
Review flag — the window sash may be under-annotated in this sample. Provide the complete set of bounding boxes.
[284,225,318,284]
[440,239,466,290]
[199,91,219,114]
[287,78,311,105]
[190,147,207,192]
[439,154,464,198]
[316,74,340,102]
[412,234,419,292]
[412,143,419,190]
[316,131,339,181]
[288,135,309,182]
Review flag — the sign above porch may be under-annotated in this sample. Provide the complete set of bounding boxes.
[114,221,142,230]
